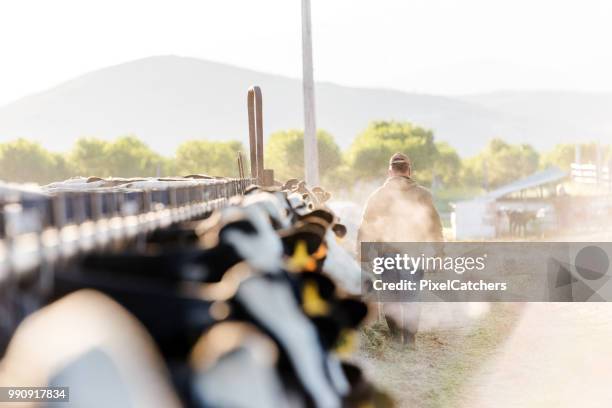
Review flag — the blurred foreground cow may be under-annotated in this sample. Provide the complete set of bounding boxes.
[1,176,391,408]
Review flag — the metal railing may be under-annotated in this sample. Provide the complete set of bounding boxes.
[571,162,611,185]
[0,178,253,282]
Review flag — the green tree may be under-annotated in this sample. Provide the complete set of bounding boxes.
[69,136,168,177]
[462,138,539,189]
[69,137,111,176]
[49,152,75,181]
[433,141,462,185]
[0,139,71,184]
[576,142,610,164]
[346,121,438,185]
[540,143,575,170]
[104,135,168,177]
[542,142,611,170]
[175,140,244,177]
[265,129,342,182]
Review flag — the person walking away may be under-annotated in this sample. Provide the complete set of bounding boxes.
[358,152,443,346]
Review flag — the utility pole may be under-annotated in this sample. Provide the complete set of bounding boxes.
[301,0,320,186]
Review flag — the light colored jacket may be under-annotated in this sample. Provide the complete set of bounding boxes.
[358,176,443,247]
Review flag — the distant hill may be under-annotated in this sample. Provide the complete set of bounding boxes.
[0,55,609,157]
[459,91,612,149]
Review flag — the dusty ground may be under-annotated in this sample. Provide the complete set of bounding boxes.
[353,303,522,408]
[356,301,612,408]
[462,303,612,408]
[354,226,612,408]
[335,196,612,407]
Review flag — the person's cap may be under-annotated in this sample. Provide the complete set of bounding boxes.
[389,152,410,165]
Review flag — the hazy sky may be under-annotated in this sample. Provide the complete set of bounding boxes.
[1,0,612,107]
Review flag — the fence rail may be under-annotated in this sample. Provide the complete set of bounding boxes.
[0,177,253,283]
[570,162,612,185]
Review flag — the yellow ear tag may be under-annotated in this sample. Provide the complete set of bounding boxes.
[288,240,317,272]
[335,329,357,357]
[302,281,329,317]
[305,257,317,272]
[312,243,327,260]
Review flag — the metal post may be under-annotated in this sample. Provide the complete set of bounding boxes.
[247,86,265,185]
[301,0,319,186]
[263,169,275,187]
[248,88,258,180]
[237,151,245,180]
[255,89,264,185]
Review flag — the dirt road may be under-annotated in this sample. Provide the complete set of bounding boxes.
[354,303,521,408]
[462,303,612,408]
[340,198,612,407]
[356,302,612,408]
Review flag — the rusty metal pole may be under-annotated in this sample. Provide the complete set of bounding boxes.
[254,87,264,185]
[247,86,265,185]
[237,151,245,180]
[263,169,274,186]
[247,88,258,180]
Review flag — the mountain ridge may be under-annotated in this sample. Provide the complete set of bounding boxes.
[0,55,609,157]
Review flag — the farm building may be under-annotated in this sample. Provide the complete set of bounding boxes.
[451,167,568,239]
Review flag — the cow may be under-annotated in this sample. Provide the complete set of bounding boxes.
[8,176,392,407]
[504,209,538,237]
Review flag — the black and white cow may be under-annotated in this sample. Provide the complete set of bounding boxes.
[6,176,392,408]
